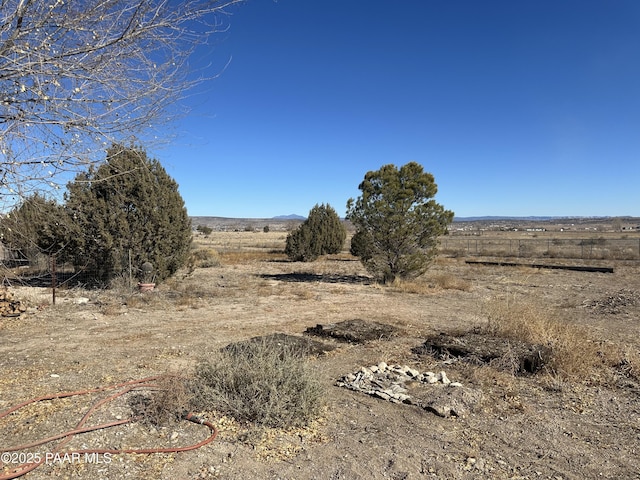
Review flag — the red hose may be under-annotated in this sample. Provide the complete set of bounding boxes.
[0,377,218,479]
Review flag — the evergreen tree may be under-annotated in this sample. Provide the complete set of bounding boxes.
[346,162,454,283]
[0,193,73,266]
[285,204,346,262]
[64,144,191,286]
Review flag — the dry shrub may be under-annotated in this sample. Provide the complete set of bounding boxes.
[482,298,605,379]
[188,247,221,269]
[131,373,193,426]
[428,273,473,291]
[191,338,324,428]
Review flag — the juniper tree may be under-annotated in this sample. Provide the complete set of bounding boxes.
[64,144,191,286]
[285,203,346,262]
[346,162,454,283]
[0,193,74,266]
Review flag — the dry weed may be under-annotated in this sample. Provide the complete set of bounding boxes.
[131,372,193,426]
[428,273,473,291]
[482,297,606,379]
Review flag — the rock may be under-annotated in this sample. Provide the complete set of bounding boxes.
[406,368,420,378]
[360,367,373,377]
[422,372,438,384]
[374,390,391,401]
[438,371,451,385]
[413,385,483,418]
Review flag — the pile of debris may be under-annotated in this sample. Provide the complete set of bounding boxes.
[305,319,399,343]
[336,362,481,417]
[0,288,26,317]
[583,289,640,315]
[413,332,551,375]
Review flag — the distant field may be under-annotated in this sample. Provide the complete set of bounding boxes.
[194,228,640,261]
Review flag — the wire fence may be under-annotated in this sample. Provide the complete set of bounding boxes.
[0,251,151,305]
[440,237,640,260]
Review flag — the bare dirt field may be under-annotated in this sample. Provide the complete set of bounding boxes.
[1,230,639,479]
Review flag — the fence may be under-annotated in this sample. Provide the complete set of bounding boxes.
[440,237,640,260]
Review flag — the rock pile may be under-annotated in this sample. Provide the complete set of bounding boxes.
[336,362,462,404]
[0,288,26,317]
[336,362,482,417]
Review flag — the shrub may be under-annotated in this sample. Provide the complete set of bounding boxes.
[191,337,324,428]
[188,248,220,269]
[196,225,213,236]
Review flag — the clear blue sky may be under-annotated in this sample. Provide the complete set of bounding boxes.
[160,0,640,219]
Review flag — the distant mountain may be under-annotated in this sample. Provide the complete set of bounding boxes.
[271,214,306,220]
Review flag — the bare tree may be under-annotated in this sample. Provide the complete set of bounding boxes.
[0,0,240,208]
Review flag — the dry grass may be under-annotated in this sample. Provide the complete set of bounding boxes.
[482,297,608,379]
[388,273,472,294]
[219,251,283,265]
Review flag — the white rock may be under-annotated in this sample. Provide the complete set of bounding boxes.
[396,393,411,403]
[374,391,391,401]
[74,297,90,305]
[438,371,451,385]
[449,382,463,387]
[377,362,388,371]
[406,368,420,378]
[50,374,60,378]
[390,384,408,394]
[422,372,438,384]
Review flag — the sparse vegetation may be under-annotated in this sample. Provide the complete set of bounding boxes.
[2,222,640,479]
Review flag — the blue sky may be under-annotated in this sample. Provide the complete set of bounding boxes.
[160,0,640,218]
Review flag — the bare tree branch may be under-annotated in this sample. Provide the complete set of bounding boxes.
[0,0,241,207]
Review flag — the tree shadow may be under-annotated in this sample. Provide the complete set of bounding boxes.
[258,272,374,285]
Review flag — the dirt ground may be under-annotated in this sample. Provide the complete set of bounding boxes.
[1,234,639,479]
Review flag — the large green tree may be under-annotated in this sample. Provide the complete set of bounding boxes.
[64,144,192,286]
[346,162,454,283]
[285,203,346,262]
